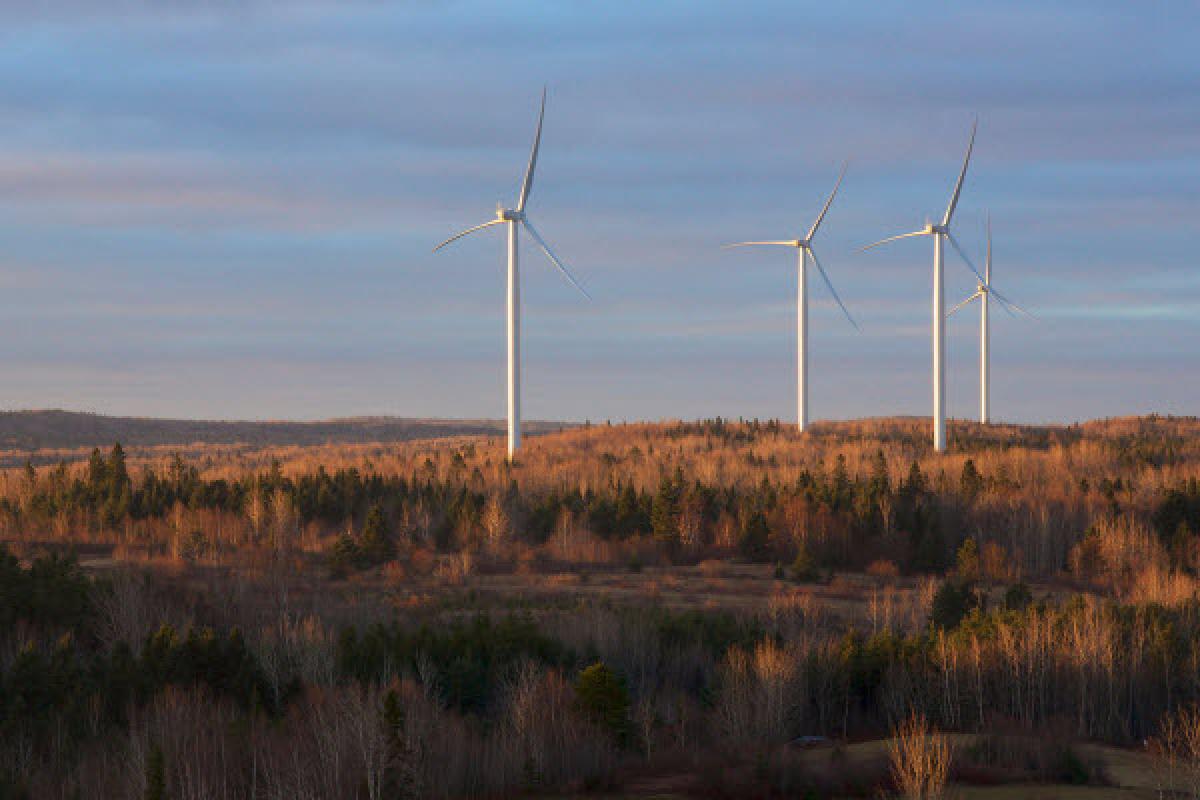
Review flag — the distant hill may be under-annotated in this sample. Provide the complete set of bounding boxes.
[0,410,573,451]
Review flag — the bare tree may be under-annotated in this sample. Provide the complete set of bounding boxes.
[887,714,952,800]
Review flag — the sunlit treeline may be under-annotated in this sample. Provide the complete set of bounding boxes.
[1,416,1198,582]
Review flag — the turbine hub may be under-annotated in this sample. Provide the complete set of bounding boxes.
[929,223,947,234]
[795,239,808,248]
[496,207,524,222]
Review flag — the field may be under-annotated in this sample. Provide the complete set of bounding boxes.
[4,414,1200,798]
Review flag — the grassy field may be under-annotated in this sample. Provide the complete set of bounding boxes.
[562,737,1165,798]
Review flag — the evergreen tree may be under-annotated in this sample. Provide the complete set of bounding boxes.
[108,442,130,494]
[87,447,107,494]
[955,538,980,581]
[650,472,680,547]
[328,533,361,576]
[737,510,772,562]
[869,449,890,497]
[960,459,984,500]
[829,454,851,510]
[144,744,166,800]
[382,689,418,798]
[574,662,630,745]
[930,580,979,630]
[360,505,395,565]
[791,543,819,582]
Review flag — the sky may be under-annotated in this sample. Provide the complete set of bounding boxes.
[0,1,1195,424]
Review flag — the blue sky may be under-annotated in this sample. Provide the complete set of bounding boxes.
[0,1,1195,424]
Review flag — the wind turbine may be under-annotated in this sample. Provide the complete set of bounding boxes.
[433,88,589,460]
[862,121,985,452]
[946,215,1032,424]
[723,163,857,431]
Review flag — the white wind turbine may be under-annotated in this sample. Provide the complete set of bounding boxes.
[946,214,1032,424]
[723,163,857,431]
[433,89,589,460]
[863,121,985,452]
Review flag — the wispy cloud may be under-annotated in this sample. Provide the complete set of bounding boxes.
[0,1,1195,420]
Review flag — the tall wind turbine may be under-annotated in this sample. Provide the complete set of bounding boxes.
[863,121,985,452]
[946,215,1032,424]
[433,89,589,460]
[723,163,857,431]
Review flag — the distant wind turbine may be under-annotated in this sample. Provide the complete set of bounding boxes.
[433,88,589,460]
[946,215,1033,424]
[863,121,984,452]
[722,163,857,432]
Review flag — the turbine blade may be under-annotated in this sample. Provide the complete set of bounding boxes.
[991,292,1017,318]
[947,291,982,318]
[942,118,977,226]
[985,212,992,285]
[807,248,859,331]
[805,160,848,242]
[432,219,503,252]
[946,231,987,285]
[860,230,928,251]
[990,287,1035,318]
[522,218,591,300]
[516,88,547,213]
[722,241,796,248]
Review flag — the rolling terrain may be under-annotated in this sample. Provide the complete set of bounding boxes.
[3,413,1200,798]
[0,409,573,463]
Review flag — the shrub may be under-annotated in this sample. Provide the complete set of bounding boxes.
[866,559,900,579]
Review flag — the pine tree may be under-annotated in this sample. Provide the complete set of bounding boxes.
[829,454,851,510]
[738,510,772,562]
[108,442,130,494]
[960,459,984,500]
[87,447,107,494]
[869,449,891,497]
[650,473,680,547]
[791,543,819,582]
[575,662,630,745]
[144,744,166,800]
[955,538,980,581]
[360,505,395,565]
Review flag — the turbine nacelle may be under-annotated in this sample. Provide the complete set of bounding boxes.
[432,87,589,460]
[721,163,858,332]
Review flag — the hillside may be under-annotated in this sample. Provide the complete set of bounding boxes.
[0,409,573,451]
[4,413,1200,798]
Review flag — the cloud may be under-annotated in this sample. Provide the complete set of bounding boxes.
[0,1,1195,420]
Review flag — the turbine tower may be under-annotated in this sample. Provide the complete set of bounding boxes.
[863,121,984,452]
[723,163,857,431]
[433,88,589,460]
[946,215,1032,424]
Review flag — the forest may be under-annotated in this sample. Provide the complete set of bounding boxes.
[3,415,1200,798]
